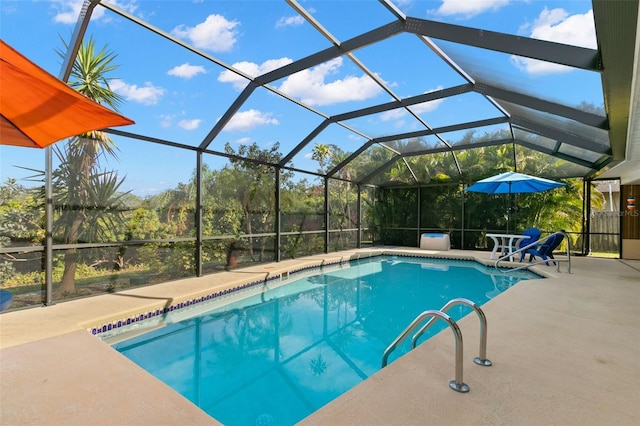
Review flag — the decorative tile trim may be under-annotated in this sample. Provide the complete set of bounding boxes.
[90,274,279,337]
[90,257,359,338]
[89,251,540,338]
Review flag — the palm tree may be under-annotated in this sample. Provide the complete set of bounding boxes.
[53,37,127,296]
[311,144,332,174]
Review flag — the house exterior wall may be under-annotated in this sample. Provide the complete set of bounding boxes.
[621,184,640,259]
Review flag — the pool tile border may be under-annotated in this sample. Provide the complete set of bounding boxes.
[88,256,359,337]
[87,250,538,338]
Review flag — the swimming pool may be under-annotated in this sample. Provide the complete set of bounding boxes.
[111,255,539,425]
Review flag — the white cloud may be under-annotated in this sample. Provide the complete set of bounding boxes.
[53,0,137,24]
[223,109,279,132]
[178,119,201,130]
[172,14,239,52]
[167,63,206,79]
[103,0,138,14]
[412,98,445,115]
[52,0,89,24]
[512,8,596,75]
[380,86,445,121]
[159,114,174,128]
[235,137,253,144]
[276,15,305,28]
[111,79,165,105]
[277,57,383,106]
[380,109,406,122]
[529,8,596,48]
[103,0,137,13]
[218,58,294,90]
[431,0,509,18]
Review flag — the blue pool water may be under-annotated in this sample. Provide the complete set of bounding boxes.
[112,256,539,425]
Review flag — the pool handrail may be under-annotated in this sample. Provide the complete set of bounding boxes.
[494,231,571,274]
[381,309,470,393]
[411,298,492,367]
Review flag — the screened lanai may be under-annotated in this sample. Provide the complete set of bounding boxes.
[0,0,638,309]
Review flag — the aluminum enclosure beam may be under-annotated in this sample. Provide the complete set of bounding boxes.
[404,17,601,71]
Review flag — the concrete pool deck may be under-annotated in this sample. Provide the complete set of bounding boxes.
[1,248,639,425]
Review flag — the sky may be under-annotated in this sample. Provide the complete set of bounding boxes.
[0,0,601,197]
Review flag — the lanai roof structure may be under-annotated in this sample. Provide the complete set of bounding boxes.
[2,3,640,423]
[17,0,640,188]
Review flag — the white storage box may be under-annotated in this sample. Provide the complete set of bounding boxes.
[419,233,451,251]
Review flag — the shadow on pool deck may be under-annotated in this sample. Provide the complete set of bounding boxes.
[1,248,639,425]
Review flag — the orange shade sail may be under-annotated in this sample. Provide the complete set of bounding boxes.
[0,39,134,148]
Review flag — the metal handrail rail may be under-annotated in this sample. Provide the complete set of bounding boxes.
[381,309,470,392]
[411,298,492,367]
[494,231,571,274]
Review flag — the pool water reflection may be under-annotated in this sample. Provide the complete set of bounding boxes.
[112,256,539,426]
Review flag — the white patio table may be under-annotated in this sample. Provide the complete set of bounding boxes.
[486,233,531,261]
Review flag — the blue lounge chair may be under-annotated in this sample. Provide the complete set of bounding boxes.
[524,233,565,265]
[518,227,542,261]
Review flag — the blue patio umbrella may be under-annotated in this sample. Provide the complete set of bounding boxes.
[465,172,565,194]
[465,172,565,231]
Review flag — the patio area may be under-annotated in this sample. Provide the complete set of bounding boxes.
[1,248,639,425]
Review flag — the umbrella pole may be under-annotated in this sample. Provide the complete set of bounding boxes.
[506,184,511,233]
[513,193,518,233]
[44,147,53,305]
[507,192,511,234]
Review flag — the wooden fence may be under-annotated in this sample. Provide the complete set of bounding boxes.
[590,211,620,253]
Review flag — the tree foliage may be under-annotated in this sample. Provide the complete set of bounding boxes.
[1,122,602,306]
[52,38,128,296]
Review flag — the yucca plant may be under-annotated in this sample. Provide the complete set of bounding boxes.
[52,37,127,296]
